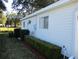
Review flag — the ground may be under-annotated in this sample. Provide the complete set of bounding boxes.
[0,32,44,59]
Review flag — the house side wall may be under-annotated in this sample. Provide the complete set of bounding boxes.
[21,16,37,35]
[21,20,27,29]
[35,2,77,57]
[21,1,77,58]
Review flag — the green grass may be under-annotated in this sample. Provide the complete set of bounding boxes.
[0,27,15,32]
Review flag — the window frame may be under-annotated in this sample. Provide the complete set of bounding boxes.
[39,16,49,29]
[23,21,25,28]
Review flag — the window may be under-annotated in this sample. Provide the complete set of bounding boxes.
[39,16,49,29]
[43,16,48,29]
[23,22,25,27]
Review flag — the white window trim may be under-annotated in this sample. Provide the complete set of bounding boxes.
[23,21,25,28]
[39,16,49,29]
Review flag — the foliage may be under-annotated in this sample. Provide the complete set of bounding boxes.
[2,15,7,26]
[25,36,61,59]
[0,0,8,10]
[0,10,3,19]
[6,13,20,27]
[0,11,7,26]
[0,0,6,10]
[12,0,56,14]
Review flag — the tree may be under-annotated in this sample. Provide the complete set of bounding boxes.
[2,14,7,26]
[6,13,20,27]
[0,15,7,26]
[0,0,8,26]
[0,10,7,26]
[0,10,3,19]
[12,0,57,14]
[0,0,8,10]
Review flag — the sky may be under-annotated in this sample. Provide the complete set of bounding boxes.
[3,0,16,13]
[5,0,13,12]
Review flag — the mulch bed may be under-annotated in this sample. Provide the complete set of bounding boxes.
[22,41,46,59]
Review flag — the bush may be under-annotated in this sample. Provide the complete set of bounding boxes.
[13,29,30,41]
[20,29,30,41]
[25,36,62,59]
[14,28,21,38]
[21,29,30,35]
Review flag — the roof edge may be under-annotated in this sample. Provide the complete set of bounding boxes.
[20,0,77,20]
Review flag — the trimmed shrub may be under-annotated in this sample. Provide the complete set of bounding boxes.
[21,29,30,35]
[20,29,30,41]
[14,28,21,38]
[25,36,62,59]
[13,29,30,41]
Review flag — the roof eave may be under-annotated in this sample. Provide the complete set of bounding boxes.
[20,0,77,20]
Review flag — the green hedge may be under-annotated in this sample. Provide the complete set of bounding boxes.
[25,36,62,59]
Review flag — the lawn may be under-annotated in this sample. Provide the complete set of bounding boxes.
[0,27,15,32]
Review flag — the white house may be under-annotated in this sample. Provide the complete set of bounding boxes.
[20,0,78,59]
